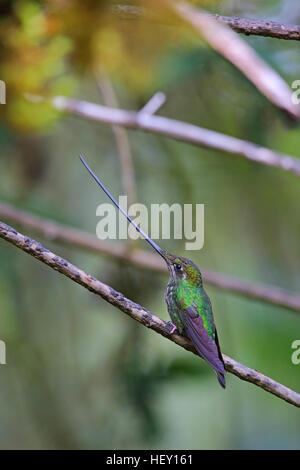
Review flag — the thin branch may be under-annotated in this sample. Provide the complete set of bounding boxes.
[112,2,300,118]
[97,71,137,206]
[0,220,299,407]
[0,201,300,313]
[50,95,300,178]
[112,5,300,41]
[212,15,300,41]
[140,92,166,115]
[172,3,299,121]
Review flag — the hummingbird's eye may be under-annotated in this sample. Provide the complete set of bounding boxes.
[175,263,182,271]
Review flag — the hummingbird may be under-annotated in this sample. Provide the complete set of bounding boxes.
[79,155,226,388]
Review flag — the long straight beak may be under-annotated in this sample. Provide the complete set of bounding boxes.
[79,155,166,260]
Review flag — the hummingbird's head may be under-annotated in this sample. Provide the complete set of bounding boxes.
[161,251,203,287]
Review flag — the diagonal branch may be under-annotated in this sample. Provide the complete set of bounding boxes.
[212,15,300,41]
[172,2,299,121]
[0,220,299,407]
[112,5,300,41]
[50,95,300,178]
[0,201,299,313]
[113,2,300,119]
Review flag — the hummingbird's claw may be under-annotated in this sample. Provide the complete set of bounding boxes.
[166,321,177,335]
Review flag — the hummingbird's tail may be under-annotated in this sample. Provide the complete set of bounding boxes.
[216,370,226,389]
[214,329,226,389]
[183,309,226,390]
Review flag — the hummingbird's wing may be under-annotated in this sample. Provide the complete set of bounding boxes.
[181,306,226,388]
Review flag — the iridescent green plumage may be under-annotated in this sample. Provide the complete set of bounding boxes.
[163,251,225,388]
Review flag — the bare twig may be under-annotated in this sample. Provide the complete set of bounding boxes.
[113,2,300,118]
[0,220,299,407]
[172,3,299,121]
[140,92,166,115]
[0,201,299,313]
[50,95,300,178]
[97,71,137,206]
[212,15,300,41]
[112,5,300,41]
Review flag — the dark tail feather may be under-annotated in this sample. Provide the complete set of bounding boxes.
[184,312,226,389]
[214,329,226,388]
[216,370,226,389]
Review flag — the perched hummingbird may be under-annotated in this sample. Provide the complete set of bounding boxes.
[80,155,226,388]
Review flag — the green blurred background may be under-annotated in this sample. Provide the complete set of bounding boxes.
[0,0,299,449]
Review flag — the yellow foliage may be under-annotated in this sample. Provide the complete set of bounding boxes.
[0,0,215,131]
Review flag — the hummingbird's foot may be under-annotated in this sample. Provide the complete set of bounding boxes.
[166,321,177,335]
